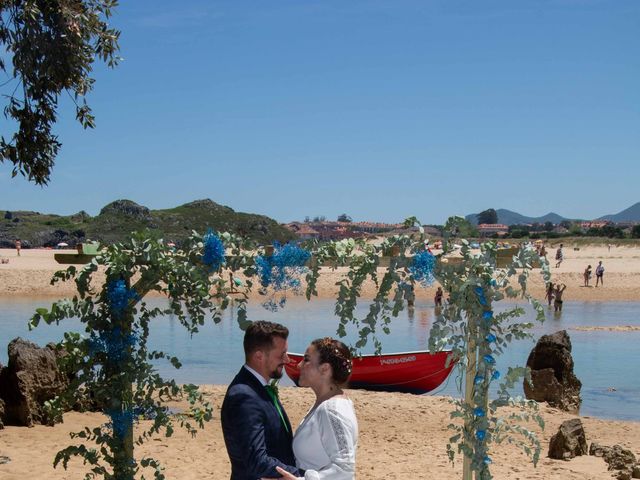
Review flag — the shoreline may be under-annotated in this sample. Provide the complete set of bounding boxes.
[2,245,640,302]
[1,386,639,479]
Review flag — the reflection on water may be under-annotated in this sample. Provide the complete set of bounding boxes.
[0,297,639,421]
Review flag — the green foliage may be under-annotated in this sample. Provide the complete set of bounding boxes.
[586,225,625,239]
[304,234,420,353]
[442,216,478,250]
[29,230,261,479]
[632,225,640,239]
[0,0,121,185]
[428,234,550,479]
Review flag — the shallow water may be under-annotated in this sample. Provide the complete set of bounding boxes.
[1,297,638,421]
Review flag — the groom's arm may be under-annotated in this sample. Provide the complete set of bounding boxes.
[225,388,303,478]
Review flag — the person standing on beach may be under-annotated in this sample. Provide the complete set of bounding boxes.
[584,265,592,287]
[554,283,567,312]
[595,261,605,287]
[221,321,303,480]
[555,244,564,268]
[15,239,21,256]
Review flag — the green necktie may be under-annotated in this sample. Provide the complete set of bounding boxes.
[265,383,289,433]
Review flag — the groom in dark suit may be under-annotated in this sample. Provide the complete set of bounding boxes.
[221,321,303,479]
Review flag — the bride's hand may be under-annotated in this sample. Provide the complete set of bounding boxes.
[260,466,299,480]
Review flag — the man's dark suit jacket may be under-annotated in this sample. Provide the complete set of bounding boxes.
[221,367,303,479]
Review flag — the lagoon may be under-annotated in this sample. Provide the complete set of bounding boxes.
[1,297,639,421]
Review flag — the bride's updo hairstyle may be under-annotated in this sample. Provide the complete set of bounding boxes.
[312,337,353,386]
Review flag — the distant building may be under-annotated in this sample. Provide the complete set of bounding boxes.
[580,221,611,230]
[285,222,320,240]
[285,220,404,241]
[477,223,509,237]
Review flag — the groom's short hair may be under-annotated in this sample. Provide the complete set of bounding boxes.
[244,321,289,359]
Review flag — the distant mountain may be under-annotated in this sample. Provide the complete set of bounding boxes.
[0,199,295,248]
[465,209,570,226]
[597,202,640,222]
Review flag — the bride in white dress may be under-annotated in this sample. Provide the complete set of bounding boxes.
[264,337,358,480]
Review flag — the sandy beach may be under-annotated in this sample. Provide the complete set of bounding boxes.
[1,386,639,479]
[1,243,639,479]
[1,243,640,301]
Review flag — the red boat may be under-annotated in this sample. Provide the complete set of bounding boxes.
[285,350,456,395]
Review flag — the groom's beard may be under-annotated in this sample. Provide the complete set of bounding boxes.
[270,365,284,380]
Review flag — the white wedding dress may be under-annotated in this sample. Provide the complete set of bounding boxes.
[292,396,358,480]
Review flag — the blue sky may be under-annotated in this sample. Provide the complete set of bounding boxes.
[1,0,638,224]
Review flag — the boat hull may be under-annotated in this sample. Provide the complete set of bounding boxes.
[285,350,456,394]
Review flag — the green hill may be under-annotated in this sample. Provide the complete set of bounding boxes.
[465,209,569,226]
[0,199,295,248]
[598,202,640,222]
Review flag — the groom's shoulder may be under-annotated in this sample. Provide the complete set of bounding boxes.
[226,369,260,397]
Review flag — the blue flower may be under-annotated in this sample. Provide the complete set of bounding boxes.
[107,280,138,317]
[491,370,501,380]
[485,333,497,343]
[473,407,485,417]
[476,430,486,441]
[482,310,494,321]
[483,456,492,465]
[256,243,311,292]
[409,251,436,286]
[483,354,495,365]
[88,327,138,362]
[255,255,274,287]
[474,374,484,385]
[202,229,225,271]
[106,409,136,439]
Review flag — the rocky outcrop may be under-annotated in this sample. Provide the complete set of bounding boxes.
[588,443,639,479]
[180,199,232,212]
[548,418,588,460]
[589,442,612,457]
[0,338,69,426]
[30,229,84,248]
[70,210,92,222]
[604,445,637,478]
[99,199,151,220]
[524,330,582,412]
